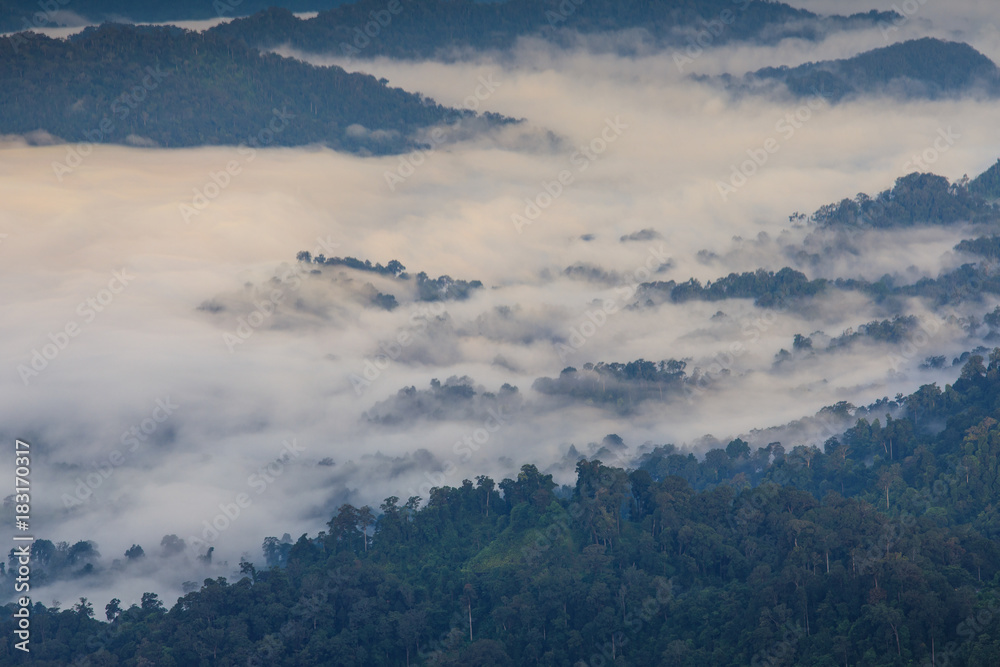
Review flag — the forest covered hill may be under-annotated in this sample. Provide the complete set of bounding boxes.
[0,0,356,32]
[207,0,897,59]
[0,24,510,153]
[4,354,1000,665]
[738,38,1000,102]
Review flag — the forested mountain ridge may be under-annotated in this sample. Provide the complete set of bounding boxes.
[737,38,1000,102]
[0,24,510,153]
[5,3,1000,665]
[810,170,1000,229]
[634,165,1000,313]
[0,0,355,32]
[207,0,898,59]
[970,159,1000,200]
[5,354,1000,665]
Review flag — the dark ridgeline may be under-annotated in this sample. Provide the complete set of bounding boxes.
[734,38,1000,102]
[0,0,357,32]
[207,0,897,58]
[4,354,1000,664]
[3,2,1000,665]
[0,24,514,153]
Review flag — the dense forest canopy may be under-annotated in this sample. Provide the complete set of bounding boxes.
[4,2,1000,665]
[637,267,828,309]
[533,360,691,414]
[295,251,485,302]
[5,354,1000,665]
[0,24,510,153]
[742,38,1000,102]
[635,258,1000,314]
[627,165,1000,313]
[206,0,897,59]
[970,159,1000,200]
[811,171,1000,229]
[0,0,356,32]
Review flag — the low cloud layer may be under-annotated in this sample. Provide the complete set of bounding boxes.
[3,16,1000,607]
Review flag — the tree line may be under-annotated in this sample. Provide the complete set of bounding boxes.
[5,354,1000,664]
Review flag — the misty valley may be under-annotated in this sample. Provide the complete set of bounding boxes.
[3,0,1000,665]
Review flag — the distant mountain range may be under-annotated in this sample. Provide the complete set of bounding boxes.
[0,0,357,32]
[3,5,993,151]
[732,38,1000,102]
[0,24,512,153]
[206,0,897,59]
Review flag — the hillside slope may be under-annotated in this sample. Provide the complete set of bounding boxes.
[0,24,508,153]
